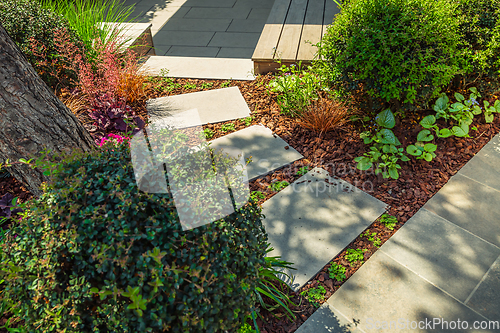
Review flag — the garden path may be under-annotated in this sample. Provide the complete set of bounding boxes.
[297,134,500,332]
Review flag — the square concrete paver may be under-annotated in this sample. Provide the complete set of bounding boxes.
[423,173,500,248]
[380,208,500,302]
[209,125,303,180]
[184,7,251,19]
[152,30,215,47]
[160,18,232,32]
[146,87,251,128]
[327,251,496,332]
[466,255,500,318]
[141,56,255,80]
[227,19,268,33]
[458,134,500,192]
[295,303,363,333]
[261,168,387,290]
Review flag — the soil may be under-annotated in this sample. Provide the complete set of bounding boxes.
[2,74,500,333]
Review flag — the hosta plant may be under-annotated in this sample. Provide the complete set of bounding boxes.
[354,109,409,180]
[406,130,437,162]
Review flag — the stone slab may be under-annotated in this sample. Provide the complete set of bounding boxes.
[380,208,500,302]
[183,0,237,7]
[423,173,500,248]
[466,255,500,318]
[152,44,173,55]
[184,7,251,19]
[327,250,496,332]
[166,46,220,57]
[248,7,273,20]
[216,47,254,59]
[141,56,256,80]
[152,30,215,47]
[209,125,303,180]
[458,134,500,192]
[160,18,232,32]
[208,32,261,48]
[261,167,387,290]
[295,303,363,333]
[146,86,251,128]
[227,19,268,33]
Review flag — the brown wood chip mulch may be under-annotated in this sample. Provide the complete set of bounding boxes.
[2,74,499,333]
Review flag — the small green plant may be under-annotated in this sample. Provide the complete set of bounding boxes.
[241,116,254,127]
[268,180,289,192]
[354,109,410,180]
[296,166,309,176]
[221,80,232,88]
[237,322,257,333]
[203,128,214,139]
[362,231,382,248]
[221,123,236,132]
[183,82,197,90]
[268,62,321,116]
[406,129,437,162]
[380,213,398,230]
[345,248,367,266]
[200,82,214,90]
[250,191,265,202]
[328,262,346,282]
[483,100,500,123]
[301,285,326,308]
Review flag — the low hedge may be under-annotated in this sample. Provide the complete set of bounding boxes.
[1,131,268,332]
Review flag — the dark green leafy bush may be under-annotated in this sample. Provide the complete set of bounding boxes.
[1,131,268,332]
[0,0,84,89]
[317,0,463,110]
[454,0,500,77]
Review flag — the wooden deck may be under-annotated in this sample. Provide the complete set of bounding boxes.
[252,0,340,74]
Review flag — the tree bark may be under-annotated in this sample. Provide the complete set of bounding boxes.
[0,24,95,197]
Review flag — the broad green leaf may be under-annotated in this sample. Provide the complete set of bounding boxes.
[472,105,482,115]
[400,155,410,162]
[355,157,372,171]
[438,128,452,138]
[452,126,467,137]
[485,112,494,123]
[375,109,396,129]
[494,100,500,112]
[378,129,398,145]
[454,92,465,102]
[423,152,433,162]
[433,94,449,112]
[420,115,436,129]
[388,166,399,180]
[423,143,437,152]
[417,130,434,142]
[406,145,422,156]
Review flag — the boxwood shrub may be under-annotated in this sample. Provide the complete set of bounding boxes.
[317,0,463,110]
[0,132,268,332]
[455,0,500,78]
[0,0,83,89]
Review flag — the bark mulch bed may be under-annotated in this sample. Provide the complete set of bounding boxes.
[2,74,499,333]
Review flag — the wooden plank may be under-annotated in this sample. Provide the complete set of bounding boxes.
[297,0,325,61]
[275,0,308,61]
[252,0,292,61]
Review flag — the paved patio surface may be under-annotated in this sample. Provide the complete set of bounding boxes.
[122,0,273,58]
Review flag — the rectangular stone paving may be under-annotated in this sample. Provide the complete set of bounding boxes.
[466,255,500,318]
[295,303,362,333]
[209,125,303,180]
[380,208,500,302]
[326,251,496,332]
[423,173,500,248]
[141,56,256,80]
[261,167,387,290]
[146,87,251,128]
[457,134,500,192]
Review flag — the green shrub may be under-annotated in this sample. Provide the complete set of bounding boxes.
[454,0,500,77]
[317,0,463,110]
[1,131,268,332]
[0,0,84,89]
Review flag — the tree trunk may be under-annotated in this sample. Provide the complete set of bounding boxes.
[0,24,95,197]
